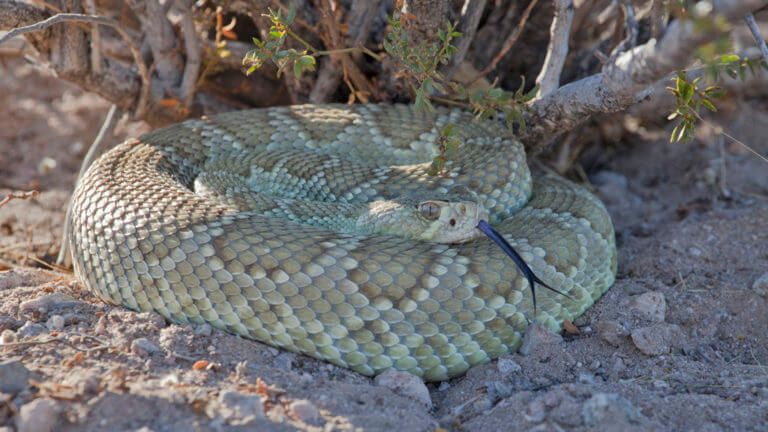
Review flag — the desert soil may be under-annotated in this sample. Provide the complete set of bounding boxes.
[1,57,767,432]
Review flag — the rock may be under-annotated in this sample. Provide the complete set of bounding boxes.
[519,323,563,355]
[16,321,45,339]
[0,359,31,393]
[194,323,212,336]
[206,390,266,426]
[289,400,320,424]
[437,382,450,391]
[597,321,629,347]
[15,398,60,432]
[631,324,685,356]
[0,329,17,344]
[497,356,522,375]
[524,397,547,423]
[591,171,629,190]
[130,338,160,356]
[19,293,77,314]
[591,171,629,204]
[582,393,644,432]
[374,370,432,409]
[627,292,666,322]
[45,314,65,331]
[752,273,768,297]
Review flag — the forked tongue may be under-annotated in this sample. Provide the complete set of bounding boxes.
[476,220,572,315]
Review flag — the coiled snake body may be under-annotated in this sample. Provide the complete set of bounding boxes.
[70,104,616,381]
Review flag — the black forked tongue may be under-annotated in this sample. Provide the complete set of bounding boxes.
[476,220,573,316]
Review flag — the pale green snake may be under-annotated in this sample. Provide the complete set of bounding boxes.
[69,104,617,381]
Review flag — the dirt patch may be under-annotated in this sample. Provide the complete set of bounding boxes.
[1,56,768,431]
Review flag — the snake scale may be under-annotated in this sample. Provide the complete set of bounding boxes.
[69,104,617,381]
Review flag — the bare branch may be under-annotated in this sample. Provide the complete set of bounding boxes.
[467,0,539,85]
[175,0,202,106]
[520,0,768,154]
[649,0,666,40]
[443,0,487,80]
[0,11,151,117]
[745,13,768,65]
[130,0,180,84]
[535,0,573,97]
[84,0,101,74]
[609,0,637,57]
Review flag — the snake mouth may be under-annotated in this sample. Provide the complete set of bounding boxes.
[476,220,573,314]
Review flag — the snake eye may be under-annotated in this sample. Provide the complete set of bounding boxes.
[419,202,441,221]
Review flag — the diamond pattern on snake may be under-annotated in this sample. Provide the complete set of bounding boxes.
[69,104,617,381]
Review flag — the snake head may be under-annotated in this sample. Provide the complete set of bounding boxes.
[416,199,488,243]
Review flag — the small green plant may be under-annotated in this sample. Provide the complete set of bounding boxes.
[242,7,317,78]
[667,55,767,144]
[382,15,537,174]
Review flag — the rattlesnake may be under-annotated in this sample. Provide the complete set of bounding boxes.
[69,104,616,381]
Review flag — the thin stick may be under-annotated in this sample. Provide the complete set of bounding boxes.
[745,13,768,65]
[535,0,574,97]
[466,0,539,86]
[84,0,102,75]
[0,190,39,209]
[176,0,201,106]
[0,13,150,118]
[57,104,122,266]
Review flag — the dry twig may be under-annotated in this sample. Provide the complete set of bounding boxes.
[535,0,574,97]
[0,190,39,209]
[0,12,151,117]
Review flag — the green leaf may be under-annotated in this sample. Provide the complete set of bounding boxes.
[286,5,296,25]
[720,54,740,63]
[293,55,316,77]
[670,123,680,144]
[442,123,454,137]
[680,82,694,104]
[701,99,717,112]
[246,65,258,76]
[704,86,725,98]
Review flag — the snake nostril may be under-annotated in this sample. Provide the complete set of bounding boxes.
[458,204,466,213]
[450,219,456,226]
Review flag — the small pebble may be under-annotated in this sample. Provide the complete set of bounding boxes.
[0,359,31,393]
[194,323,213,336]
[523,397,547,423]
[631,324,685,356]
[19,293,77,314]
[131,338,160,356]
[46,315,65,331]
[17,321,45,339]
[0,329,17,344]
[37,157,57,175]
[688,247,702,257]
[16,398,60,432]
[374,370,432,409]
[438,381,451,391]
[581,393,643,428]
[752,273,768,297]
[519,323,563,356]
[579,373,596,385]
[627,292,667,323]
[497,356,522,375]
[206,390,266,426]
[290,400,320,424]
[597,320,629,347]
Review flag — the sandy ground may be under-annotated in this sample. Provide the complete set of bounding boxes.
[1,57,767,432]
